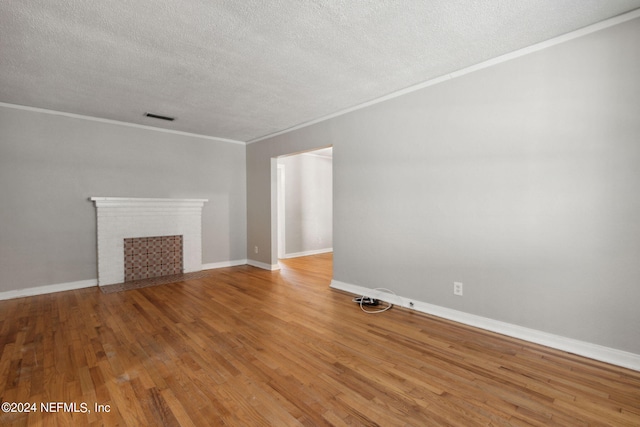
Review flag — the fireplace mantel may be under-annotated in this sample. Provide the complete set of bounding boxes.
[90,197,208,209]
[90,197,208,286]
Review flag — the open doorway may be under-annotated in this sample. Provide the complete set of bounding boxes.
[273,147,333,263]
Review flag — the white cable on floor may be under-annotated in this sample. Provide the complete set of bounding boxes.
[356,288,396,314]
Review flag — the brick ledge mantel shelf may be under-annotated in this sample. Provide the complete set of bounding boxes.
[90,197,208,209]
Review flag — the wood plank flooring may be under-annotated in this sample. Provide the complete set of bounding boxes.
[1,253,639,426]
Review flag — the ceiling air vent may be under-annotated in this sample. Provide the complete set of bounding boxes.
[144,112,175,121]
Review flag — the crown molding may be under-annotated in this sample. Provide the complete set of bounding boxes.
[0,102,246,145]
[247,9,640,145]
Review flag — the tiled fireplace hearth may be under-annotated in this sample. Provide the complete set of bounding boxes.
[91,197,208,286]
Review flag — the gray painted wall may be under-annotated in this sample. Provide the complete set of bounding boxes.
[278,153,332,256]
[0,106,246,292]
[246,18,640,354]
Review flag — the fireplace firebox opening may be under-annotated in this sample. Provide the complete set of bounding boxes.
[124,235,183,282]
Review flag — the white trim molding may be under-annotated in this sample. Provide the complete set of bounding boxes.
[330,280,640,372]
[0,259,247,301]
[0,279,97,301]
[202,259,248,270]
[247,259,281,271]
[0,102,245,145]
[248,8,640,144]
[281,248,333,259]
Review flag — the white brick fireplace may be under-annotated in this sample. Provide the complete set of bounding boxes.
[91,197,208,286]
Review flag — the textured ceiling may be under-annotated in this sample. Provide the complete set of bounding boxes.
[1,1,639,143]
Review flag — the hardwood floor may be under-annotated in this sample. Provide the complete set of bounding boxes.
[1,253,639,426]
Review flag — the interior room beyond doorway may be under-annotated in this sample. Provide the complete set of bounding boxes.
[276,147,333,261]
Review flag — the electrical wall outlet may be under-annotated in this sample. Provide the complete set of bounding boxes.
[453,282,463,296]
[254,246,259,254]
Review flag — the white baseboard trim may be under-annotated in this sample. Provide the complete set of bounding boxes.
[0,279,97,301]
[330,280,640,372]
[247,259,281,271]
[0,260,249,301]
[281,248,333,259]
[202,259,248,270]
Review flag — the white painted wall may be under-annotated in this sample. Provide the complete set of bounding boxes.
[246,17,640,356]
